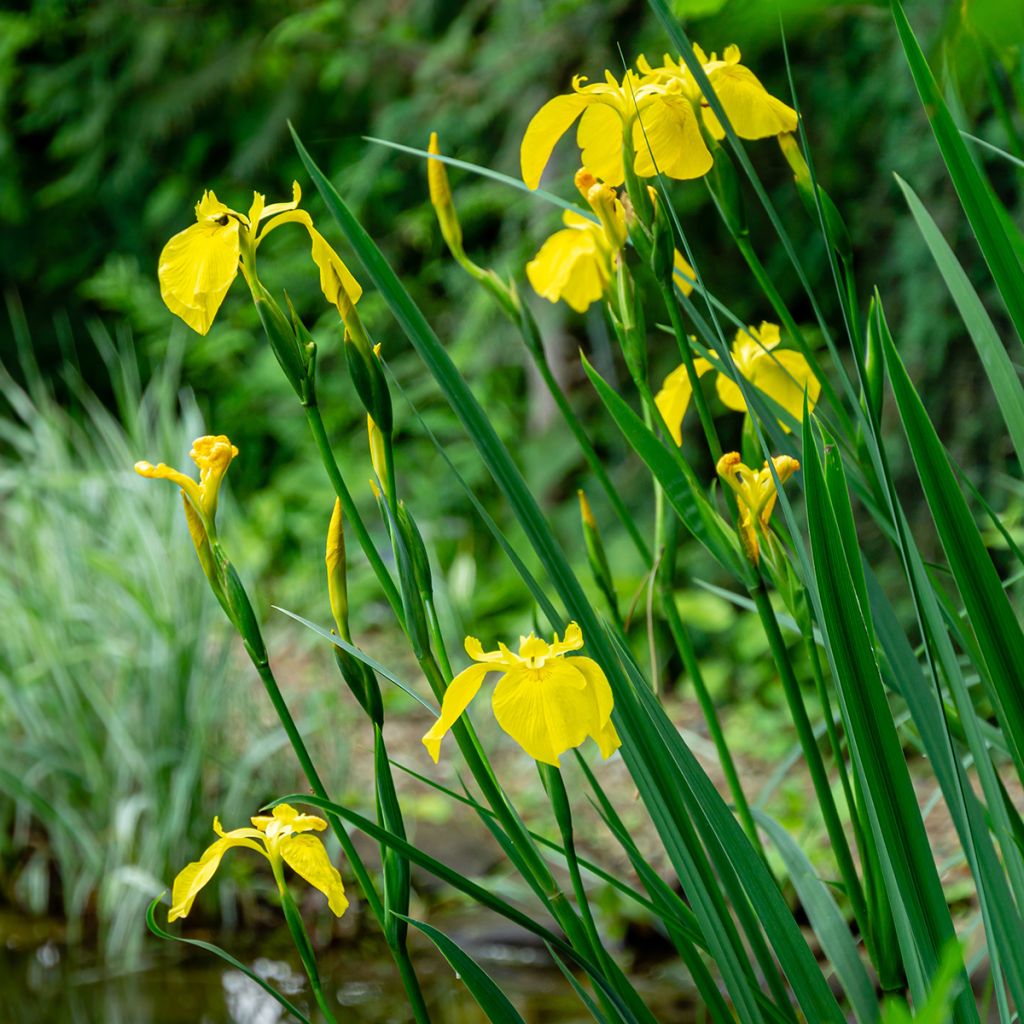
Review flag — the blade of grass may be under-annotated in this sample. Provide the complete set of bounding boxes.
[802,417,976,1021]
[400,917,527,1024]
[892,0,1024,349]
[895,175,1024,465]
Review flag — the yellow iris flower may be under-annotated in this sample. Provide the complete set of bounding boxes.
[422,623,620,767]
[655,322,819,445]
[521,68,712,190]
[717,453,800,564]
[169,804,348,923]
[527,168,695,313]
[637,45,797,142]
[521,45,796,192]
[158,182,362,335]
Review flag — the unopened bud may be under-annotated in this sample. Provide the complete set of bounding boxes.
[428,132,464,259]
[325,498,350,638]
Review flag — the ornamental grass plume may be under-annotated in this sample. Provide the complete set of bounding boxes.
[422,623,620,767]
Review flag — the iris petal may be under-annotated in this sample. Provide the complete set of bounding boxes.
[701,64,797,141]
[422,663,494,762]
[526,225,606,313]
[654,358,713,446]
[168,834,264,922]
[158,219,241,335]
[632,94,713,180]
[521,93,589,190]
[576,104,626,186]
[491,662,597,767]
[280,834,348,917]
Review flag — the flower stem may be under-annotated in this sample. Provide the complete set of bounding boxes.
[304,404,405,629]
[658,280,722,463]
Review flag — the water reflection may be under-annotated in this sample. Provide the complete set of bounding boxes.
[3,929,602,1023]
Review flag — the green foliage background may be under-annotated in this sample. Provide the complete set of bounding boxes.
[2,0,1024,967]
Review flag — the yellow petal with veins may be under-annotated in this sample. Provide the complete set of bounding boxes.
[491,661,596,767]
[654,358,714,445]
[701,64,797,141]
[422,663,495,762]
[576,104,626,187]
[521,93,589,190]
[168,833,264,922]
[526,225,606,313]
[716,349,819,427]
[158,215,241,335]
[280,834,348,917]
[632,94,713,180]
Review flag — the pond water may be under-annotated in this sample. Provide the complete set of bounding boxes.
[2,916,691,1022]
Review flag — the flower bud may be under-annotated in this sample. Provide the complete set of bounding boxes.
[325,499,350,639]
[428,132,464,259]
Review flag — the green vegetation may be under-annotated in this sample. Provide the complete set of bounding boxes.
[3,0,1024,1022]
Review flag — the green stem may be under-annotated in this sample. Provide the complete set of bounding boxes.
[276,872,338,1024]
[251,658,386,924]
[749,580,869,933]
[304,403,405,629]
[658,281,722,463]
[660,569,766,862]
[517,303,651,564]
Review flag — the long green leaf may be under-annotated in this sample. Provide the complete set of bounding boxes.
[892,0,1024,349]
[273,606,438,716]
[880,326,1024,782]
[400,916,527,1024]
[802,418,976,1022]
[895,174,1024,465]
[294,126,845,1024]
[755,812,878,1024]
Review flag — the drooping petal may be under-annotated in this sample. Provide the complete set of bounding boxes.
[747,349,820,426]
[654,358,713,445]
[521,93,589,190]
[134,460,203,510]
[168,834,264,922]
[256,210,363,316]
[279,834,348,917]
[632,94,713,181]
[566,655,621,758]
[701,64,798,141]
[576,103,626,187]
[491,662,595,767]
[422,663,495,762]
[158,218,241,335]
[526,226,606,313]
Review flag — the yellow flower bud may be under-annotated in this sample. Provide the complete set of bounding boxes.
[325,498,349,639]
[428,132,464,259]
